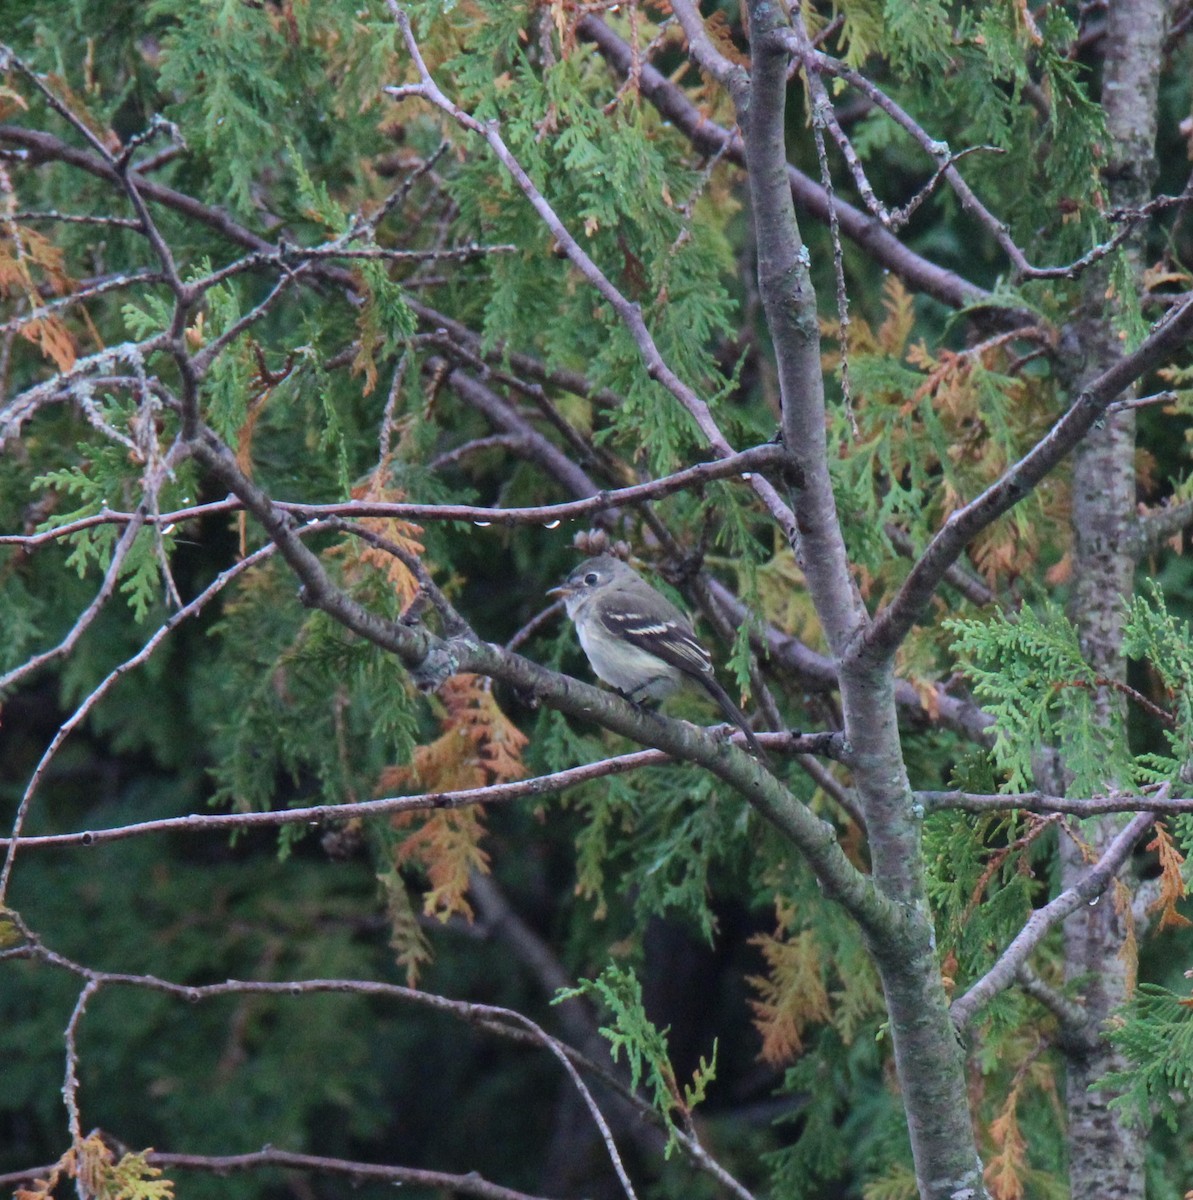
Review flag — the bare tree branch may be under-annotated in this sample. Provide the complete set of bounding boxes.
[950,811,1154,1029]
[0,732,842,855]
[0,509,148,696]
[61,980,98,1143]
[151,1152,560,1200]
[1134,495,1193,557]
[668,0,749,92]
[4,924,753,1200]
[704,576,996,745]
[885,525,998,609]
[505,1007,641,1200]
[861,295,1193,666]
[0,442,789,553]
[921,788,1193,815]
[0,334,171,443]
[736,12,865,658]
[0,268,163,338]
[1015,965,1095,1048]
[9,208,144,229]
[153,1152,556,1200]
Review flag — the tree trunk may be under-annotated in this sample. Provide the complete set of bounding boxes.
[741,4,990,1194]
[1060,0,1169,1194]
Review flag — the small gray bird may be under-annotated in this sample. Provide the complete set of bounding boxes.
[549,555,766,761]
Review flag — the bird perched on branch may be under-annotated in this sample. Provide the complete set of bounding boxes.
[549,555,767,762]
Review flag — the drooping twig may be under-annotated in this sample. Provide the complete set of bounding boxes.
[7,929,751,1200]
[499,1006,641,1200]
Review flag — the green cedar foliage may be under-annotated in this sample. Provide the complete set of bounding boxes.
[556,962,718,1156]
[1,1,1192,1198]
[1105,982,1193,1133]
[948,603,1133,796]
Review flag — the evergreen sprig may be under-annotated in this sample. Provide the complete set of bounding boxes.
[555,962,716,1154]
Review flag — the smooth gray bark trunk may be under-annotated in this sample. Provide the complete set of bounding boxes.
[741,4,989,1195]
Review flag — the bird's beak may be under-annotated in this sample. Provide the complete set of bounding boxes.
[546,583,572,599]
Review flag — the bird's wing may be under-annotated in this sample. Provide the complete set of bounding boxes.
[600,603,768,762]
[596,608,713,677]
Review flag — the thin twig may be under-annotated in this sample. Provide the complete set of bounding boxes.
[0,269,164,338]
[0,752,670,852]
[420,329,618,476]
[0,444,793,548]
[498,1007,640,1200]
[505,599,566,654]
[7,928,751,1200]
[2,49,114,161]
[950,811,1154,1028]
[189,266,308,375]
[332,519,475,639]
[428,433,534,472]
[0,537,287,898]
[1107,387,1180,413]
[920,787,1193,815]
[0,509,147,697]
[10,208,144,229]
[62,980,100,1143]
[377,351,410,463]
[383,5,799,547]
[0,734,844,855]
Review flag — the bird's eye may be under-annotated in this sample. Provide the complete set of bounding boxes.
[584,572,599,586]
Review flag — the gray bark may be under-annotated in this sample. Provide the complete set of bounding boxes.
[1060,0,1170,1195]
[740,4,987,1196]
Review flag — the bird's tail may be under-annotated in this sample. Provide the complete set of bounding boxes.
[702,677,770,765]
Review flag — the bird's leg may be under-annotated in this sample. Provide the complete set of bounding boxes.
[621,677,669,705]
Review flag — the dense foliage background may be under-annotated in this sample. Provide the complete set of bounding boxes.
[2,1,1193,1199]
